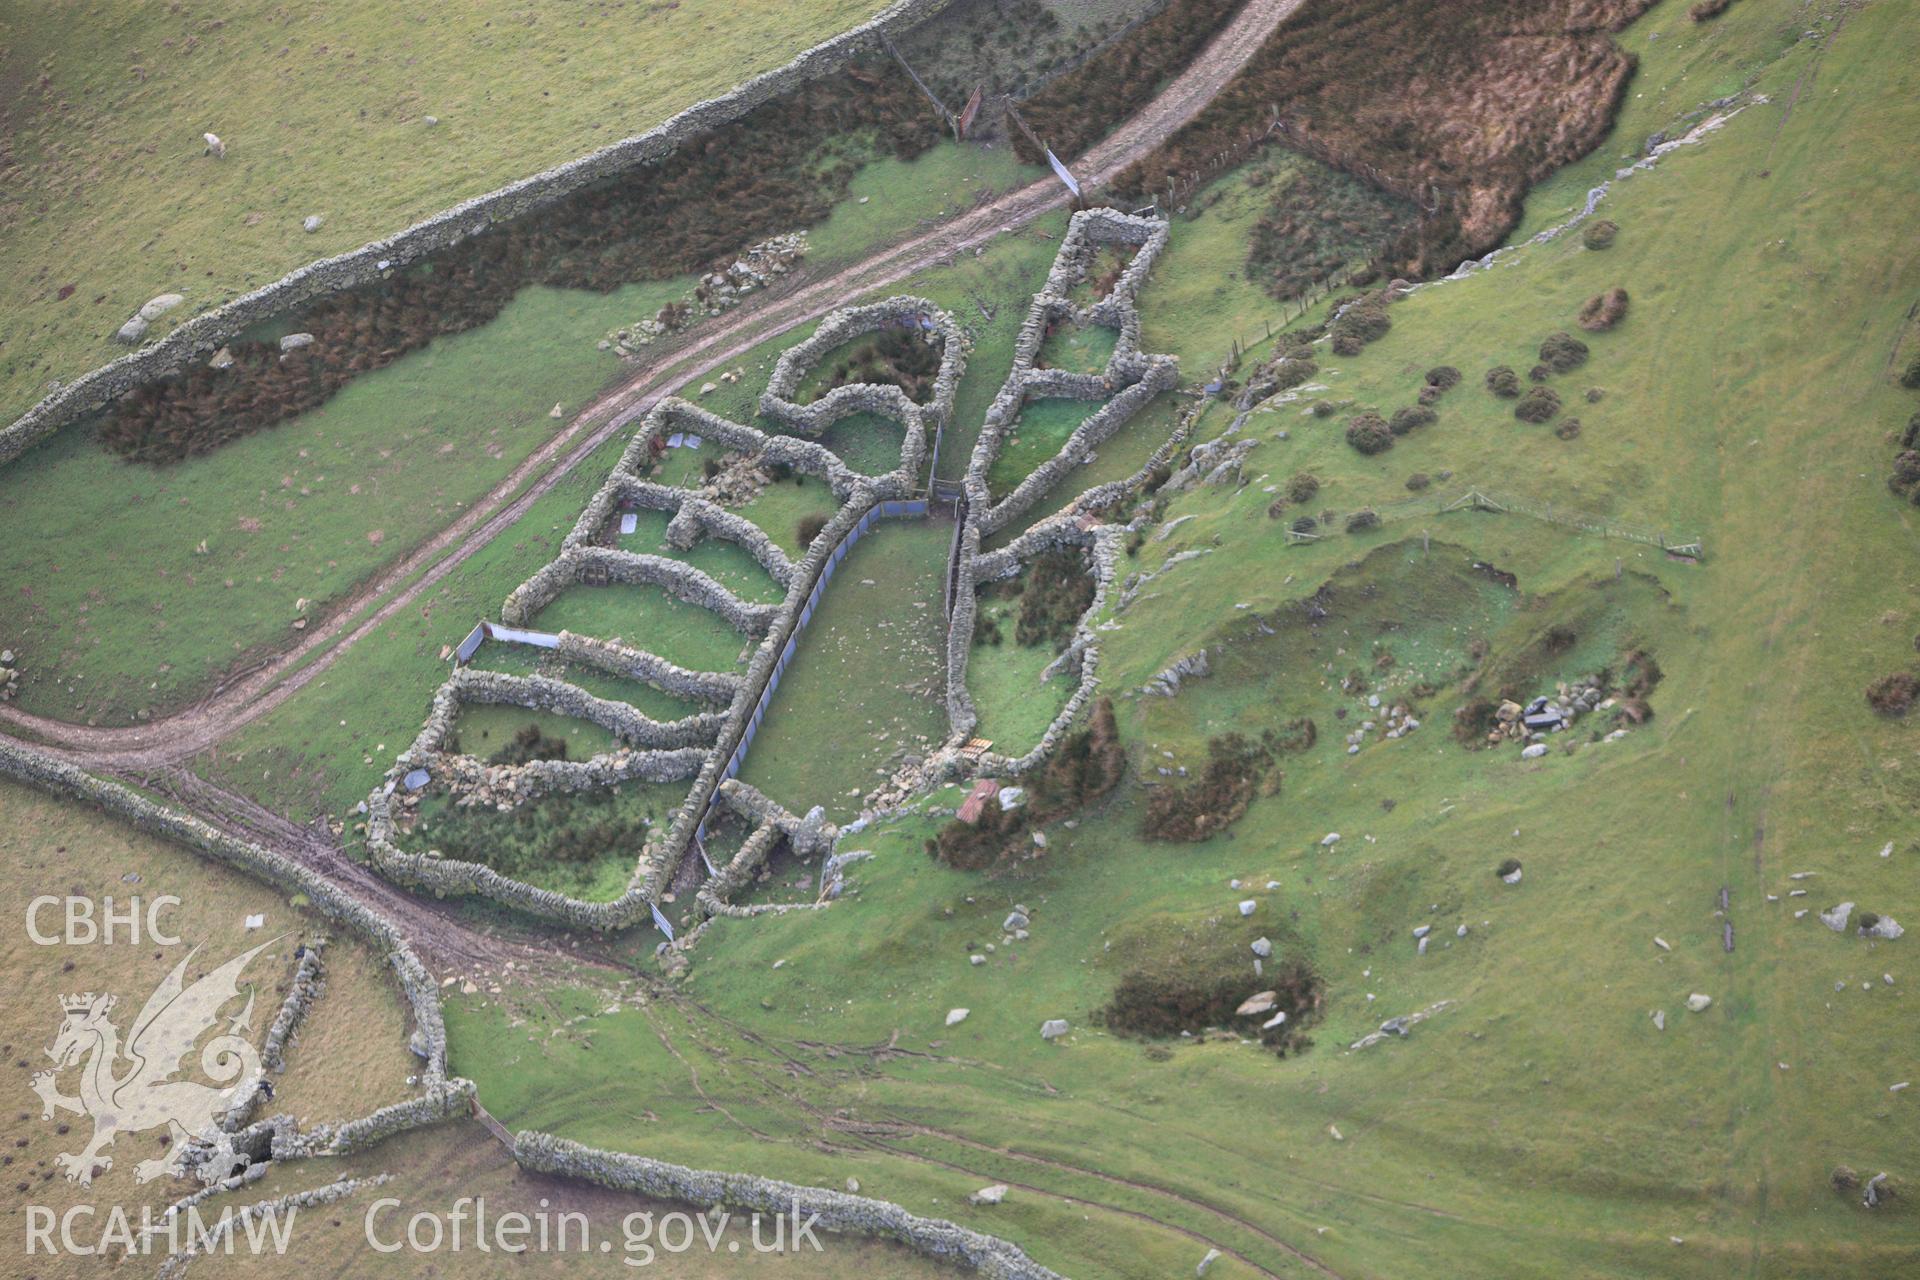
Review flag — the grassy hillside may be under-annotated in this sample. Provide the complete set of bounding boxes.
[0,0,894,420]
[440,0,1920,1275]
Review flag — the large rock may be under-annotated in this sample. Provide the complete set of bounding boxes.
[114,315,150,344]
[1039,1018,1070,1040]
[1236,991,1278,1017]
[1250,937,1273,958]
[1003,910,1030,932]
[1820,902,1854,933]
[945,1008,969,1027]
[279,332,315,352]
[138,292,185,321]
[1686,993,1712,1013]
[968,1184,1007,1206]
[1863,915,1904,940]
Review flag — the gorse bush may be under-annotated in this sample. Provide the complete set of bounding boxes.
[102,59,943,463]
[1335,302,1392,343]
[488,722,572,767]
[1426,365,1462,391]
[800,328,944,404]
[1578,286,1631,331]
[1405,471,1431,491]
[1142,731,1278,842]
[1109,0,1649,278]
[926,698,1125,871]
[1345,412,1395,454]
[1389,405,1436,435]
[1867,671,1920,715]
[1345,508,1381,533]
[796,512,830,546]
[1902,355,1920,390]
[1582,218,1619,249]
[1011,0,1244,167]
[1514,385,1562,423]
[1486,365,1523,398]
[1286,471,1321,503]
[1247,160,1415,302]
[1554,417,1583,440]
[1539,331,1590,372]
[1016,547,1096,648]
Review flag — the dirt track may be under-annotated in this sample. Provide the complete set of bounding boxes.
[0,0,1304,779]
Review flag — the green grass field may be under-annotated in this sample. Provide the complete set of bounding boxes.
[0,0,897,420]
[439,2,1920,1275]
[0,126,1035,727]
[739,517,953,819]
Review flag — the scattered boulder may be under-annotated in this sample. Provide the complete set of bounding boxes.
[209,346,235,370]
[1196,1247,1222,1276]
[1520,742,1548,759]
[1238,899,1257,916]
[946,1008,970,1027]
[1651,1009,1665,1031]
[1686,993,1713,1012]
[138,293,185,322]
[303,214,325,233]
[279,332,315,353]
[1820,902,1854,933]
[1236,991,1279,1017]
[968,1184,1007,1206]
[1040,1018,1070,1040]
[114,315,150,345]
[1250,937,1273,958]
[203,132,225,158]
[1003,910,1030,932]
[1863,915,1904,940]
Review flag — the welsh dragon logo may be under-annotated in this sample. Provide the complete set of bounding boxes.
[31,937,276,1186]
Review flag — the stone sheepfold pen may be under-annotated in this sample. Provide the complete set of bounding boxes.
[940,208,1181,776]
[364,213,1195,938]
[0,0,957,468]
[365,298,967,931]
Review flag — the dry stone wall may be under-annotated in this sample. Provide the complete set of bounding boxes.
[503,548,777,636]
[514,1131,1067,1280]
[962,210,1176,537]
[940,210,1177,777]
[0,0,957,467]
[365,299,960,931]
[0,739,457,1088]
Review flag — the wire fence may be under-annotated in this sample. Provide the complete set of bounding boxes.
[1285,486,1703,559]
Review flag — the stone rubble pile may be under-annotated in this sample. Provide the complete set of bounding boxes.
[1486,677,1615,747]
[605,232,809,354]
